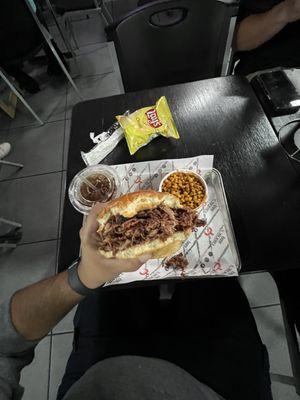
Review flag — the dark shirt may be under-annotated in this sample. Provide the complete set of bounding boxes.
[235,0,300,75]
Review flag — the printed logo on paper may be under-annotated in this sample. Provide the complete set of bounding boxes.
[145,109,162,128]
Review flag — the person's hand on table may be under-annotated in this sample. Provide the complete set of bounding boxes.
[78,202,152,289]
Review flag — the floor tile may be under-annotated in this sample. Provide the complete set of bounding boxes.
[0,99,12,130]
[58,171,67,238]
[50,25,68,53]
[63,119,71,170]
[0,172,62,244]
[55,238,61,272]
[0,240,57,302]
[0,121,65,181]
[53,33,68,54]
[43,5,57,27]
[53,306,77,334]
[252,305,293,376]
[20,336,51,400]
[271,381,298,400]
[0,78,16,130]
[66,72,123,118]
[0,112,11,131]
[49,333,73,400]
[238,272,280,308]
[72,13,107,47]
[74,43,114,77]
[9,72,67,129]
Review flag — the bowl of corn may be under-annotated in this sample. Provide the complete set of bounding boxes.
[159,170,207,210]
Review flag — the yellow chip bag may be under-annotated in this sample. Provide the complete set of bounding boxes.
[116,96,180,155]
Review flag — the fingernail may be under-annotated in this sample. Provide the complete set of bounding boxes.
[139,254,152,263]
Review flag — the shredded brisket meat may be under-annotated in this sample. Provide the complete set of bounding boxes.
[98,206,206,254]
[164,253,188,272]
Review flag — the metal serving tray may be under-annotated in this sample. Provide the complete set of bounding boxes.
[79,157,241,286]
[205,168,241,272]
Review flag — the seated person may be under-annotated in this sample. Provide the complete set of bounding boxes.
[234,0,300,75]
[235,0,300,338]
[0,0,67,93]
[0,203,273,400]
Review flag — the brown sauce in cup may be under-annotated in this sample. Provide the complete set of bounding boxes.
[80,174,113,203]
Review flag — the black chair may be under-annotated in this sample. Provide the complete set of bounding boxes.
[108,0,239,92]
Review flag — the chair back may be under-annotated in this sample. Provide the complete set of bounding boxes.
[110,0,239,92]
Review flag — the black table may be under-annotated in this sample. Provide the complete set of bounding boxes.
[252,75,300,133]
[59,76,300,274]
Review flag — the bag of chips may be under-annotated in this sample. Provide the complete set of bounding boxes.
[116,96,180,155]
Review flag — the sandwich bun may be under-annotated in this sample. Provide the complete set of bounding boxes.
[97,190,191,259]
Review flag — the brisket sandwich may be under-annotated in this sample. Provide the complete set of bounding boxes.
[97,191,205,259]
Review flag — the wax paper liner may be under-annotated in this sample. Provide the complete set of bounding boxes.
[104,155,239,287]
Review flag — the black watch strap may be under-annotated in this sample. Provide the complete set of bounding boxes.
[67,259,99,296]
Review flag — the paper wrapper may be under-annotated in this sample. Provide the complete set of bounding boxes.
[105,155,239,287]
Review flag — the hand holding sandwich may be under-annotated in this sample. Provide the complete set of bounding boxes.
[10,191,204,341]
[10,200,151,341]
[79,191,205,288]
[78,201,152,289]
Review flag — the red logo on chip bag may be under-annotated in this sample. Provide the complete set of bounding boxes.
[145,109,162,128]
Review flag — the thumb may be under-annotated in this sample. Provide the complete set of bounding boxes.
[84,202,105,234]
[138,253,153,263]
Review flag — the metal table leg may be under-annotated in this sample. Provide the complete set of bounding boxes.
[0,217,22,228]
[24,0,84,101]
[44,0,77,58]
[0,160,24,168]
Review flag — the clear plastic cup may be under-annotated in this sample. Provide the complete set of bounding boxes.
[68,165,121,214]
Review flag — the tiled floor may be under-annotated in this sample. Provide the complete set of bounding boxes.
[240,274,299,399]
[0,10,299,400]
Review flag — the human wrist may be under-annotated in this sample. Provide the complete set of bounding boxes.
[77,261,107,289]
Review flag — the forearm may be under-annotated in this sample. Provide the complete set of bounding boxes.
[9,200,148,341]
[0,273,84,399]
[0,200,147,399]
[235,2,289,51]
[11,271,85,341]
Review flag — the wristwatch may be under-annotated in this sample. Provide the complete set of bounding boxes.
[67,259,103,296]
